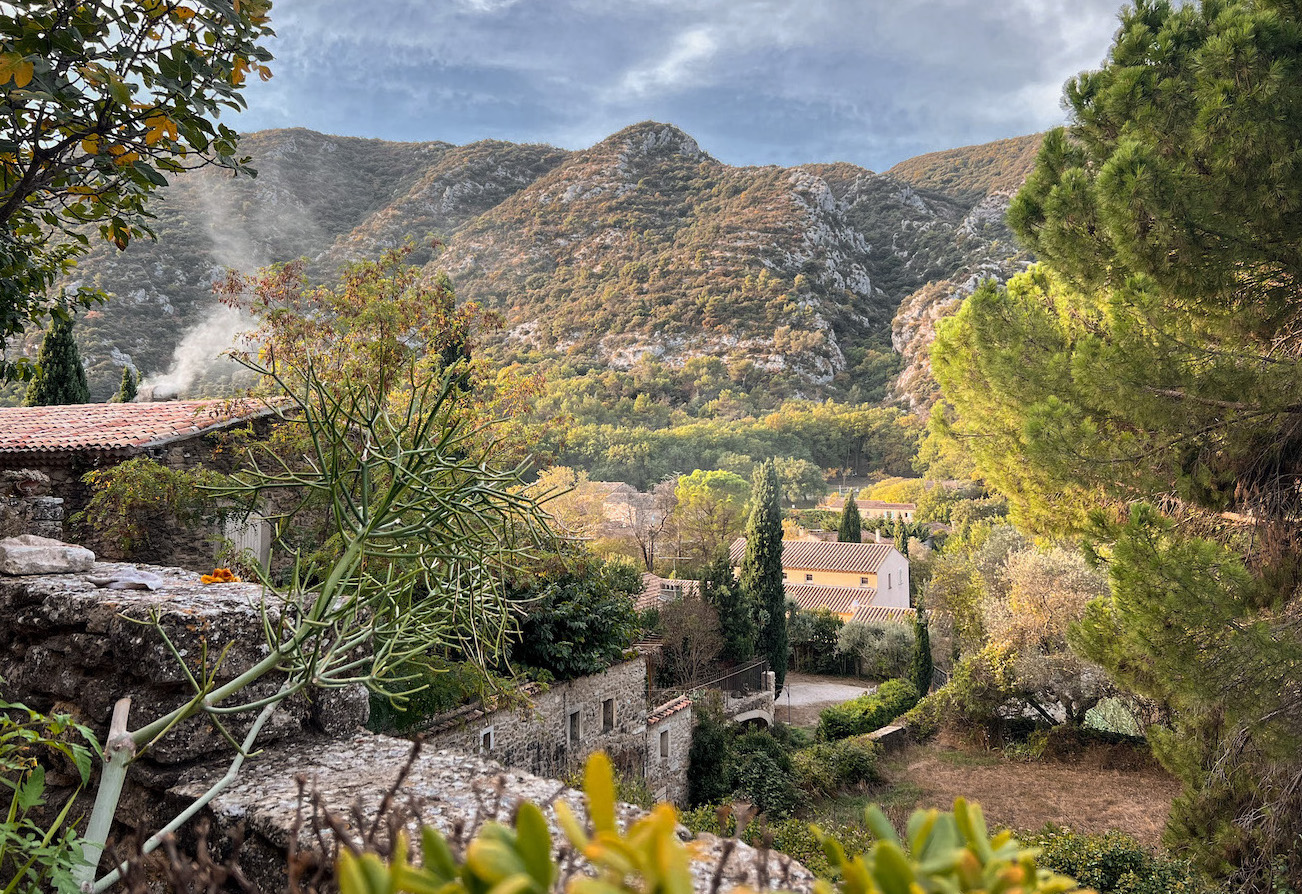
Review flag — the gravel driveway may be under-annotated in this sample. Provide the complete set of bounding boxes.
[776,672,876,726]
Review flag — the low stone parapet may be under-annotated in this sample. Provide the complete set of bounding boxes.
[170,731,816,893]
[0,563,367,773]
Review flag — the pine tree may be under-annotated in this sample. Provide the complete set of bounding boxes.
[24,314,89,406]
[838,497,861,543]
[698,557,755,664]
[109,366,137,403]
[907,606,933,696]
[930,0,1302,884]
[741,459,787,694]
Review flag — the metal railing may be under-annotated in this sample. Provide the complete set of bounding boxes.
[650,658,769,705]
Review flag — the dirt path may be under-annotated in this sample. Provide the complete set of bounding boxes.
[776,672,875,727]
[873,743,1181,846]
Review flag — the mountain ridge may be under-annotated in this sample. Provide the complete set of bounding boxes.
[24,122,1041,408]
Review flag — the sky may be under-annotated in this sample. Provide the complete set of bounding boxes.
[233,0,1126,173]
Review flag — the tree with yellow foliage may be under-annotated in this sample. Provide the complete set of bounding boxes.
[0,1,274,380]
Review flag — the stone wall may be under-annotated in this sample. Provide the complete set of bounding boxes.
[0,471,63,540]
[0,565,776,890]
[1,416,273,572]
[0,563,367,797]
[645,695,694,804]
[422,657,652,782]
[170,733,813,893]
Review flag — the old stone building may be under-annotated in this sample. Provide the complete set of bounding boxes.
[0,400,276,567]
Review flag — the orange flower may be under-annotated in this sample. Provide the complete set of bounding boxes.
[200,567,241,584]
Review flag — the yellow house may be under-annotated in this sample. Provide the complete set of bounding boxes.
[730,538,911,609]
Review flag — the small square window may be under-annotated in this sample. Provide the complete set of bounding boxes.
[481,727,494,752]
[602,698,615,733]
[659,729,670,758]
[804,573,813,582]
[569,709,581,745]
[860,576,870,587]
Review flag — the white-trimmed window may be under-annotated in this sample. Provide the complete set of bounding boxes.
[481,726,494,753]
[659,729,670,758]
[569,709,582,745]
[804,573,814,582]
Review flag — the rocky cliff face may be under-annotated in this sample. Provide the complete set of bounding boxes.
[30,122,1039,402]
[887,192,1031,413]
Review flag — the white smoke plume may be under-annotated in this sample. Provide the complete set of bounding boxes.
[138,304,254,400]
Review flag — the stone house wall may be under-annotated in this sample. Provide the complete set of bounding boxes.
[645,696,694,805]
[0,470,64,540]
[422,657,652,782]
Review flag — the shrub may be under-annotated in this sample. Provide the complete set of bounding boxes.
[75,457,228,559]
[836,620,915,679]
[686,693,731,807]
[900,689,947,741]
[729,728,801,818]
[817,678,920,741]
[367,659,499,734]
[1025,826,1216,894]
[792,736,880,797]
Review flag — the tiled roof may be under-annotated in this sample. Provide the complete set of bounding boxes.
[646,694,692,724]
[784,582,878,616]
[849,604,917,626]
[730,538,896,574]
[785,582,916,625]
[0,400,272,456]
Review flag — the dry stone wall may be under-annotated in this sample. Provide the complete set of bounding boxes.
[0,470,64,540]
[170,732,814,893]
[0,563,765,890]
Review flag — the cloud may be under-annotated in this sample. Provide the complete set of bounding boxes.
[235,0,1126,170]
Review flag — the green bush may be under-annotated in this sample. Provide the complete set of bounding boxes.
[900,689,946,741]
[367,659,499,733]
[730,728,800,818]
[1025,826,1217,894]
[817,678,920,741]
[75,457,228,558]
[686,694,732,807]
[792,736,879,797]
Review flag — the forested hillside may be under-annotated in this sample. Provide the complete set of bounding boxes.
[15,122,1037,406]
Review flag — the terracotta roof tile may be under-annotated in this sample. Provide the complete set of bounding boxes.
[784,583,916,626]
[849,604,917,626]
[0,400,271,455]
[784,582,878,616]
[646,694,692,724]
[730,538,896,574]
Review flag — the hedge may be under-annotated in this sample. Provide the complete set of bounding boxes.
[817,678,920,741]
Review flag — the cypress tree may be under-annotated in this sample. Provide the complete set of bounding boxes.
[24,314,89,406]
[908,606,933,696]
[741,459,787,694]
[838,496,861,543]
[110,366,137,403]
[699,557,755,664]
[892,519,909,557]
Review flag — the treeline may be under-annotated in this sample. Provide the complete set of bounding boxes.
[538,401,920,490]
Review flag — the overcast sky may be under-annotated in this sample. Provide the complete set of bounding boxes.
[232,0,1125,172]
